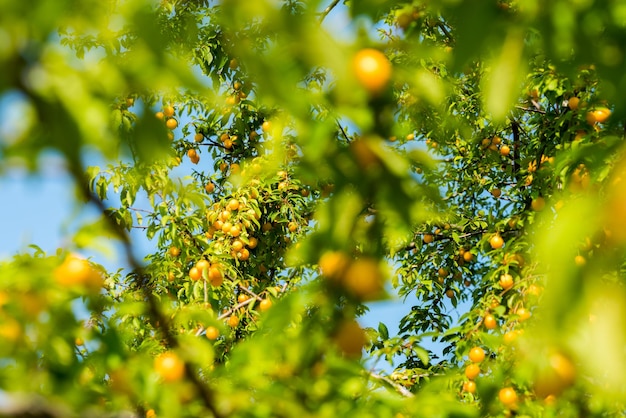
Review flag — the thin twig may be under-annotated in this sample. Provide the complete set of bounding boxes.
[217,297,257,320]
[369,372,414,398]
[337,120,351,143]
[319,0,341,22]
[515,105,546,114]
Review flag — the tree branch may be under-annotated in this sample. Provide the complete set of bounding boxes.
[319,0,341,23]
[369,372,415,398]
[71,165,224,418]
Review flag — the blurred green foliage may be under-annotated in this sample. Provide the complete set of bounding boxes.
[0,0,626,416]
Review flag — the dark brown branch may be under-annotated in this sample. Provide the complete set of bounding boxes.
[71,166,224,418]
[337,119,351,143]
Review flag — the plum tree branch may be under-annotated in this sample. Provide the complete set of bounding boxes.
[69,164,224,418]
[369,372,415,398]
[319,0,341,22]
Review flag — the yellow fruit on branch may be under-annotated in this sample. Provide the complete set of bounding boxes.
[341,257,384,301]
[462,380,477,393]
[154,352,185,382]
[333,319,367,359]
[465,363,480,380]
[468,347,485,363]
[586,107,611,125]
[163,105,175,117]
[319,251,351,280]
[352,48,392,95]
[205,326,219,340]
[498,387,518,407]
[489,234,504,249]
[499,273,514,290]
[166,118,178,130]
[483,314,497,330]
[531,196,545,211]
[54,254,103,292]
[259,298,272,312]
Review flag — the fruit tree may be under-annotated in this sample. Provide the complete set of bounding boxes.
[1,0,626,416]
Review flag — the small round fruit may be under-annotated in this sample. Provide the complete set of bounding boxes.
[489,234,504,249]
[498,387,518,407]
[155,352,185,382]
[194,133,204,142]
[516,307,531,321]
[463,251,474,262]
[54,255,103,292]
[166,118,178,130]
[205,326,219,340]
[205,182,215,193]
[483,314,497,330]
[237,294,249,304]
[568,97,580,111]
[531,197,545,212]
[288,222,298,232]
[196,259,210,272]
[227,199,240,211]
[491,188,502,198]
[499,273,514,290]
[155,111,164,120]
[423,234,434,244]
[469,347,485,363]
[228,315,239,328]
[169,246,181,257]
[259,299,272,312]
[208,267,223,286]
[247,237,258,249]
[319,251,350,279]
[229,225,241,237]
[232,239,244,252]
[342,258,384,301]
[219,210,231,221]
[237,248,250,261]
[445,289,455,298]
[500,145,511,156]
[262,121,271,132]
[465,363,480,380]
[352,48,392,95]
[189,267,202,281]
[333,319,367,359]
[574,255,586,266]
[187,149,199,164]
[229,58,238,70]
[163,105,175,117]
[146,409,156,418]
[586,107,611,125]
[463,380,477,394]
